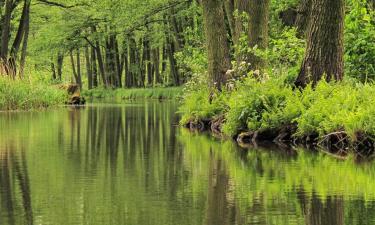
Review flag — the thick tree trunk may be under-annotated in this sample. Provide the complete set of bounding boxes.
[295,0,312,37]
[295,0,345,87]
[201,0,231,90]
[248,0,270,70]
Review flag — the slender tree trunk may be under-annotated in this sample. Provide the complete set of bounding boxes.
[0,0,12,60]
[201,0,231,90]
[152,47,160,85]
[224,0,235,40]
[19,0,30,78]
[233,0,249,46]
[57,52,63,81]
[51,62,56,80]
[91,46,98,87]
[96,43,106,86]
[295,0,345,87]
[85,46,92,89]
[76,48,82,89]
[114,38,122,88]
[248,0,270,70]
[70,50,78,84]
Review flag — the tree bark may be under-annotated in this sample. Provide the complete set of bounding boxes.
[0,0,12,61]
[57,52,63,81]
[223,0,235,40]
[51,62,56,80]
[233,0,249,46]
[248,0,270,70]
[201,0,231,90]
[91,46,98,87]
[85,46,92,89]
[19,0,30,78]
[295,0,312,37]
[295,0,345,87]
[76,48,82,89]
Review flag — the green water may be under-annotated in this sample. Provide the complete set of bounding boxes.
[1,101,375,225]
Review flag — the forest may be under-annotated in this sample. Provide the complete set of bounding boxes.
[0,0,375,149]
[1,1,375,225]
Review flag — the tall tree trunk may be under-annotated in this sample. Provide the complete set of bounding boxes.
[91,46,98,87]
[51,62,56,80]
[85,46,92,89]
[295,0,312,37]
[152,47,161,85]
[19,0,30,78]
[76,48,82,89]
[0,0,12,61]
[70,50,78,83]
[223,0,235,40]
[233,0,249,46]
[201,0,231,90]
[57,52,63,81]
[114,38,122,88]
[295,0,345,87]
[96,44,106,86]
[248,0,270,70]
[8,0,30,76]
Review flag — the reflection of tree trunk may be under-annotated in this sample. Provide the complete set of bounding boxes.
[13,150,34,225]
[1,146,33,225]
[205,150,232,225]
[0,151,15,225]
[298,190,344,225]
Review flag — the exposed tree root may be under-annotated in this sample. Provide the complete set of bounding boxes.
[183,116,375,159]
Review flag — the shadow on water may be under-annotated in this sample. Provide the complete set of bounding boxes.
[1,101,375,225]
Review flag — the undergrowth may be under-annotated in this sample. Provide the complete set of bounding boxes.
[179,75,375,142]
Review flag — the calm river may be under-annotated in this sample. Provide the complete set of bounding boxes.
[1,101,375,225]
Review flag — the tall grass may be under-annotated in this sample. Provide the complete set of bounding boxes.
[0,77,67,111]
[82,87,183,100]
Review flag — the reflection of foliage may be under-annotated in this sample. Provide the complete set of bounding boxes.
[178,129,375,224]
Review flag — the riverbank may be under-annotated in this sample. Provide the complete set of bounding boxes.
[0,77,67,111]
[82,87,182,100]
[179,77,375,157]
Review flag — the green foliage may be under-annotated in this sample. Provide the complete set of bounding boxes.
[223,77,294,135]
[181,73,375,142]
[179,85,228,125]
[0,77,67,110]
[345,0,375,82]
[82,87,182,100]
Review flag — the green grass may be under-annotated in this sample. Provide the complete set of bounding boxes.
[82,87,183,100]
[0,77,67,111]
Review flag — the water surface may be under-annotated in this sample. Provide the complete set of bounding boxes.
[1,101,375,225]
